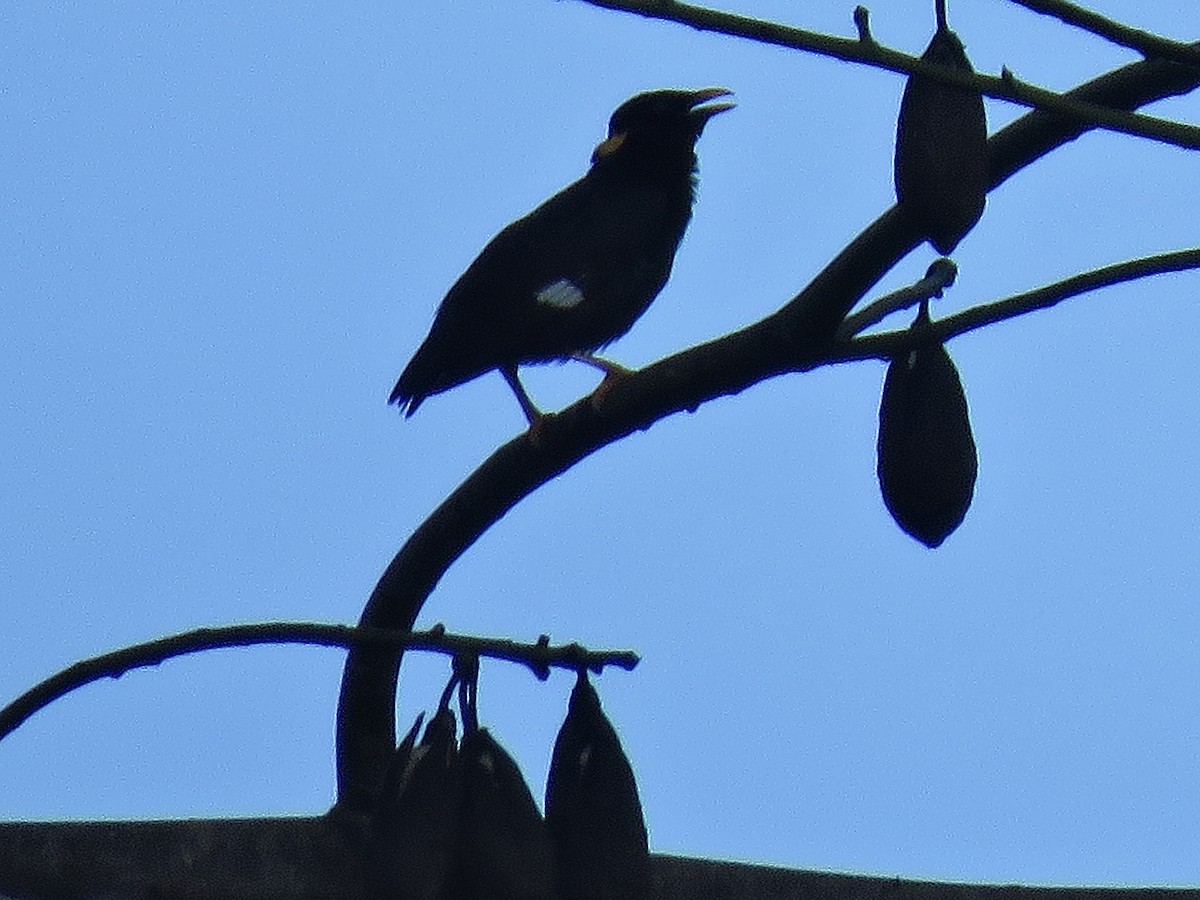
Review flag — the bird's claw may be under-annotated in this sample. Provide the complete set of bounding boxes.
[525,411,553,447]
[588,368,631,412]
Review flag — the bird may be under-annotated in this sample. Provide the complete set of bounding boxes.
[389,87,734,426]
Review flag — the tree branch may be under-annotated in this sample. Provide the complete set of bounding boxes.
[573,0,1200,151]
[838,258,958,340]
[0,623,636,745]
[1006,0,1200,68]
[334,48,1200,813]
[834,247,1200,363]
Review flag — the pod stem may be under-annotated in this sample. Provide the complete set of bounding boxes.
[916,297,932,328]
[936,0,948,32]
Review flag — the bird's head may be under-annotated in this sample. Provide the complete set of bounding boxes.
[591,87,734,169]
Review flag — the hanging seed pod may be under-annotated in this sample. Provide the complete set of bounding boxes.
[377,712,425,816]
[545,672,650,900]
[447,727,557,900]
[877,304,977,547]
[372,705,462,900]
[894,10,988,254]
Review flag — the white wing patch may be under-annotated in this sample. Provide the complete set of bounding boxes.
[536,277,585,309]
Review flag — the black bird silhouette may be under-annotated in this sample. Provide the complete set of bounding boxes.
[390,87,734,425]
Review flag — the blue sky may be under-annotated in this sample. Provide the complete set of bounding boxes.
[2,0,1199,888]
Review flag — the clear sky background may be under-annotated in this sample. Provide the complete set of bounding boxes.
[3,0,1199,889]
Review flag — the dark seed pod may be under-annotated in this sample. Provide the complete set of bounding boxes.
[372,706,462,900]
[447,727,557,900]
[894,23,988,254]
[545,673,650,900]
[877,305,977,547]
[377,712,425,816]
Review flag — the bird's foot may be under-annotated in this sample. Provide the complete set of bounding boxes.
[525,410,554,447]
[571,352,632,379]
[501,365,551,441]
[572,353,633,412]
[589,370,632,412]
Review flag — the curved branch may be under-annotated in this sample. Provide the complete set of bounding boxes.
[334,50,1200,812]
[834,247,1200,363]
[573,0,1200,151]
[0,623,636,745]
[1006,0,1200,68]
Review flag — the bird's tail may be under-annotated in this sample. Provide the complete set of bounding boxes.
[389,331,463,417]
[388,367,426,417]
[391,327,493,417]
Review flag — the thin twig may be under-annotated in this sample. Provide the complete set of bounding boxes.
[1006,0,1200,68]
[832,247,1200,362]
[574,0,1200,151]
[838,258,958,339]
[853,6,872,44]
[0,623,637,744]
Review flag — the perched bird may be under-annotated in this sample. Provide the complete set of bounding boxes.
[390,87,734,425]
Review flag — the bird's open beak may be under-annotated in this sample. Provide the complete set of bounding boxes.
[688,87,736,122]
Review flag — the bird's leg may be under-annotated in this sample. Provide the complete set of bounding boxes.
[573,352,633,409]
[500,365,546,432]
[572,352,632,380]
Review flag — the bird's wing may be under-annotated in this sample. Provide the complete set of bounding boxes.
[447,175,683,313]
